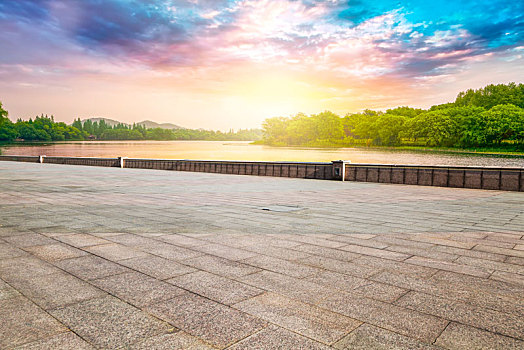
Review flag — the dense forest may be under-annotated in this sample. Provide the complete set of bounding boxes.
[1,83,523,149]
[261,83,524,150]
[0,105,262,142]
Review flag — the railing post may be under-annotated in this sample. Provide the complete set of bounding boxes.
[332,160,350,181]
[39,155,45,163]
[118,157,127,168]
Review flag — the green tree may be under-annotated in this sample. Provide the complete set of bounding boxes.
[0,102,18,141]
[373,114,407,145]
[455,83,524,109]
[262,117,289,145]
[311,111,344,142]
[482,104,524,144]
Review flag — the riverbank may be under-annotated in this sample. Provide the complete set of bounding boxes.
[252,140,524,157]
[1,140,524,167]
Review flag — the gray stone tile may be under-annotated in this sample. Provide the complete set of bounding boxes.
[274,234,347,248]
[242,255,321,278]
[120,254,197,280]
[386,244,459,262]
[435,322,524,350]
[54,233,110,247]
[14,331,95,350]
[167,270,262,305]
[142,241,205,261]
[490,270,524,286]
[239,270,341,306]
[192,243,258,261]
[91,271,186,307]
[50,295,173,349]
[506,256,524,266]
[330,235,391,249]
[339,245,411,261]
[405,256,492,278]
[353,281,408,303]
[245,245,312,260]
[3,233,56,247]
[23,243,88,262]
[0,243,28,259]
[305,270,370,291]
[0,296,67,348]
[318,291,448,343]
[454,255,524,275]
[183,254,261,278]
[227,324,331,350]
[291,243,361,262]
[157,234,208,247]
[128,331,215,350]
[0,256,62,281]
[0,277,20,300]
[374,270,524,318]
[7,270,106,310]
[235,292,361,344]
[431,244,506,262]
[54,255,130,280]
[297,255,378,278]
[396,291,524,339]
[147,293,267,348]
[105,233,158,247]
[474,244,524,258]
[85,243,149,261]
[352,255,439,278]
[333,323,441,350]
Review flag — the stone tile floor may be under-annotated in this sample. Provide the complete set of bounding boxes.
[0,161,523,349]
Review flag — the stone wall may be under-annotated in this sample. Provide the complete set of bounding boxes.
[124,159,333,179]
[0,155,522,191]
[43,156,121,167]
[344,164,523,191]
[0,155,40,163]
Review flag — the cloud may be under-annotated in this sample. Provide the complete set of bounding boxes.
[0,0,523,99]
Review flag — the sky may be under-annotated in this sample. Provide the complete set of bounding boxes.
[0,0,523,129]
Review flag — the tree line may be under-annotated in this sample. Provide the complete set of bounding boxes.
[262,83,524,149]
[0,107,262,142]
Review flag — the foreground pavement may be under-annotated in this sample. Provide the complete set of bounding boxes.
[0,161,523,349]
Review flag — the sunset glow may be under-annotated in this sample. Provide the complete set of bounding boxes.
[1,0,523,129]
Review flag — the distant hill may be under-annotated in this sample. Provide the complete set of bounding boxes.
[136,120,182,130]
[81,118,183,129]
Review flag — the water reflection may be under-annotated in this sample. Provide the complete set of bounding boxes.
[1,140,523,167]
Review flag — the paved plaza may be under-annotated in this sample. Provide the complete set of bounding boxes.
[0,161,523,349]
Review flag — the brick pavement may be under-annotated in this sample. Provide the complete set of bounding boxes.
[0,161,523,349]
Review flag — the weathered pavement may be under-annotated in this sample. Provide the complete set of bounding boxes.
[0,161,523,349]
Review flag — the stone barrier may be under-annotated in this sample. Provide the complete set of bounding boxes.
[0,155,522,191]
[344,163,523,192]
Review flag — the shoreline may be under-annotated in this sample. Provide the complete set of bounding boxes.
[251,141,524,157]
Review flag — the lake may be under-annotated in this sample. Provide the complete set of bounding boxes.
[1,141,523,167]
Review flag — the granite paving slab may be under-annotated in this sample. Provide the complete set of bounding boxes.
[0,296,68,348]
[167,270,263,305]
[1,161,523,349]
[91,271,187,307]
[50,295,174,349]
[119,254,197,280]
[234,292,361,344]
[54,255,131,280]
[147,293,267,348]
[435,322,524,350]
[227,324,331,349]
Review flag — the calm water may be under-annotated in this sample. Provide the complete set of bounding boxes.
[1,141,523,167]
